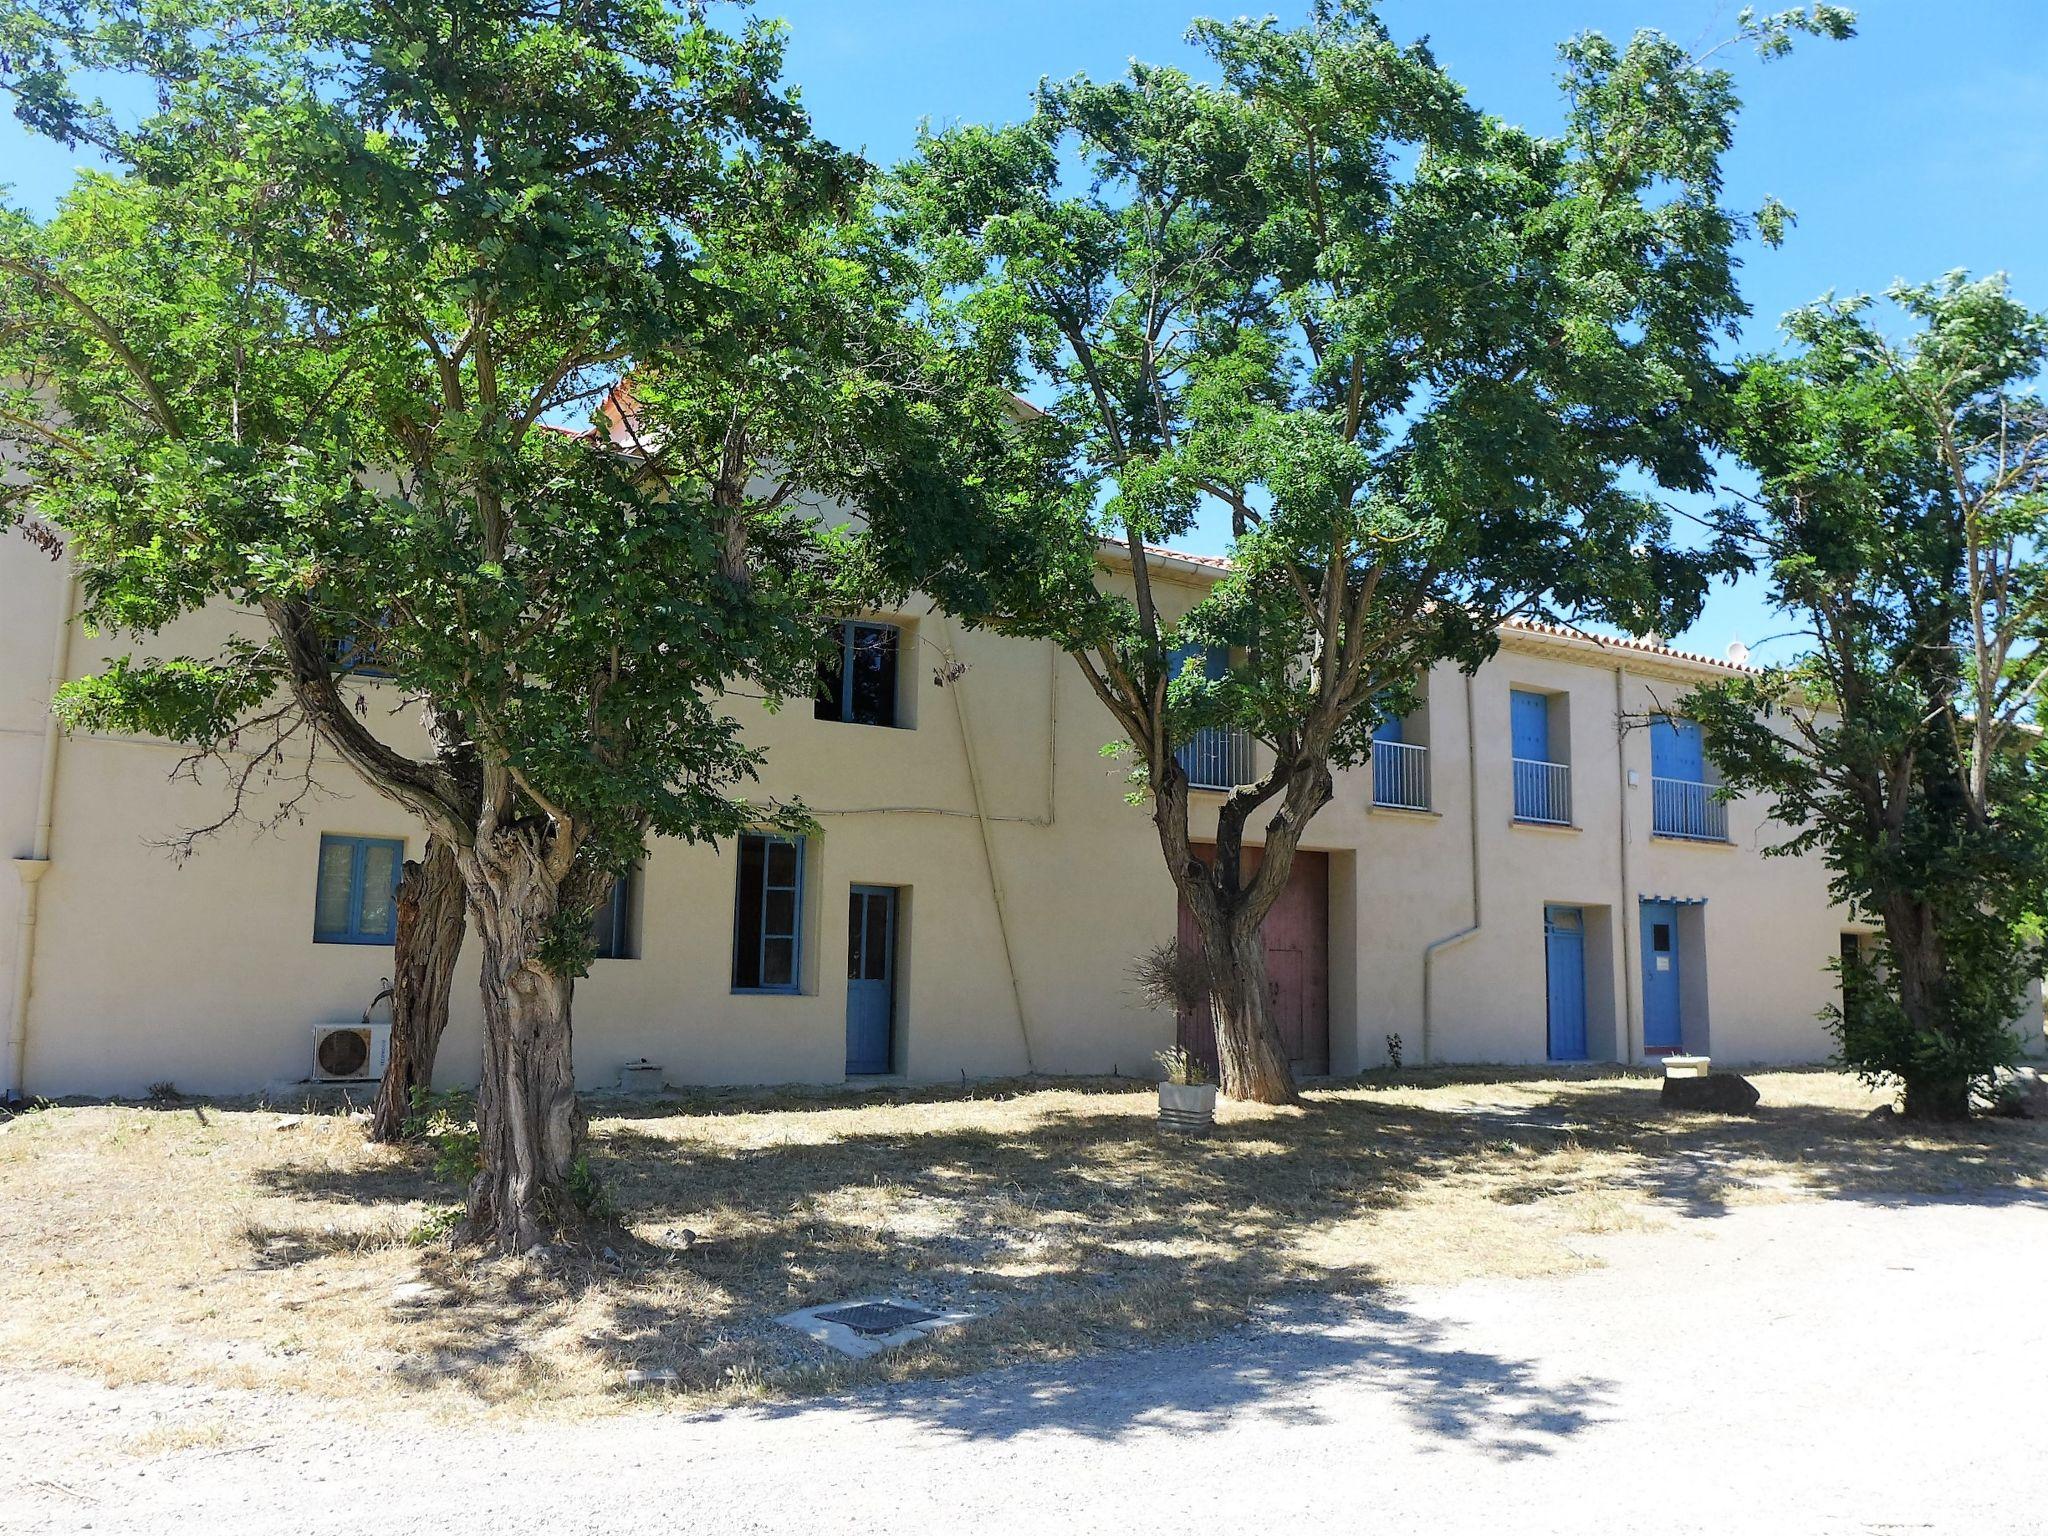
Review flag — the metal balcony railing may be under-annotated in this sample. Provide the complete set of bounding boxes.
[1512,757,1572,825]
[1176,726,1256,791]
[1652,777,1729,841]
[1371,738,1430,811]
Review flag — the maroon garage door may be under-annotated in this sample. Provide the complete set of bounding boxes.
[1176,846,1330,1078]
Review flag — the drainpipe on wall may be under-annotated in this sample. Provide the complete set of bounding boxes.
[1614,664,1640,1064]
[1420,672,1482,1066]
[6,567,79,1103]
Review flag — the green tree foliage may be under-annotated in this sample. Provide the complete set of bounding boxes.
[0,0,972,1245]
[894,1,1850,1101]
[1685,274,2048,1120]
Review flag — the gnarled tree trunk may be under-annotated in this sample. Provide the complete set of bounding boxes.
[369,835,466,1143]
[457,828,586,1252]
[1886,896,1972,1122]
[1188,904,1297,1104]
[1158,758,1332,1106]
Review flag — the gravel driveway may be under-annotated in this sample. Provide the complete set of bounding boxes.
[6,1195,2043,1535]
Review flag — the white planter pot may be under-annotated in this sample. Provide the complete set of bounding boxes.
[1158,1081,1218,1132]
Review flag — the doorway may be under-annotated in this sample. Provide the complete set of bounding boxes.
[845,885,898,1075]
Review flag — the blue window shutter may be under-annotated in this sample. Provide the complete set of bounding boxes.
[1372,697,1403,744]
[1510,690,1551,762]
[1651,717,1706,782]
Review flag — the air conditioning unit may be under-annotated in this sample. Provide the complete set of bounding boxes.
[311,1021,390,1083]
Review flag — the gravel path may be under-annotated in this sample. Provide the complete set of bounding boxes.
[6,1195,2044,1535]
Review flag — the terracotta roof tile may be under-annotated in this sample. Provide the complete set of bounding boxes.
[1128,544,1754,675]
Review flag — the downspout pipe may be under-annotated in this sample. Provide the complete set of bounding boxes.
[6,567,79,1103]
[1420,671,1482,1066]
[1614,663,1641,1064]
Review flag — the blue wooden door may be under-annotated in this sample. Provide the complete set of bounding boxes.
[1650,718,1706,783]
[1640,900,1683,1051]
[1511,689,1551,761]
[845,886,897,1075]
[1544,905,1588,1061]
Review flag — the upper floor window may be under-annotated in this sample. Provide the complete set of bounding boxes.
[591,868,636,960]
[1370,689,1430,811]
[1650,716,1727,841]
[314,834,403,944]
[732,833,804,993]
[1168,644,1252,791]
[329,616,394,679]
[816,621,900,727]
[1510,688,1571,825]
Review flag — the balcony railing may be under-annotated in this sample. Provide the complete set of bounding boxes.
[1512,757,1572,825]
[1652,776,1729,841]
[1372,738,1430,811]
[1176,726,1256,791]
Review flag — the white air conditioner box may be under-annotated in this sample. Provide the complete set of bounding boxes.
[311,1021,391,1082]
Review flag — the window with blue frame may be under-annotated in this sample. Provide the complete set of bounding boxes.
[732,833,804,992]
[590,869,635,960]
[328,615,395,679]
[1649,715,1726,839]
[815,621,900,727]
[313,834,404,944]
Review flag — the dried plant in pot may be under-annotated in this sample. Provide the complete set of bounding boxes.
[1131,941,1219,1130]
[1155,1046,1217,1130]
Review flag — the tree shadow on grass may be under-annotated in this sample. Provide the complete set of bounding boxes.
[223,1071,2046,1414]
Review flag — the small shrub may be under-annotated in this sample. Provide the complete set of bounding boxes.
[407,1204,466,1246]
[146,1081,180,1103]
[404,1086,481,1186]
[1155,1045,1213,1087]
[1130,940,1207,1017]
[1385,1033,1404,1071]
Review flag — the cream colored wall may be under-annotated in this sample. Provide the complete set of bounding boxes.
[7,537,2039,1098]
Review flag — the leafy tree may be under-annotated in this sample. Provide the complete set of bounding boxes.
[0,0,969,1246]
[1685,274,2048,1120]
[894,1,1850,1101]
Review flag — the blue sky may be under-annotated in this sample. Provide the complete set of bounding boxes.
[5,0,2044,663]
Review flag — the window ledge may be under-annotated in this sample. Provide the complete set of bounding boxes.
[1649,833,1735,849]
[1369,803,1440,820]
[1510,818,1581,836]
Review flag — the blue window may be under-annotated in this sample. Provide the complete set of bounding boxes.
[732,833,804,992]
[330,616,394,679]
[591,869,634,960]
[313,834,404,944]
[816,621,900,727]
[1650,717,1707,783]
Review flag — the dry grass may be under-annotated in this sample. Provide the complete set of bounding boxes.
[1,1067,2040,1421]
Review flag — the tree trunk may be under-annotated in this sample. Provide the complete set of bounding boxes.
[369,836,465,1143]
[1885,896,1973,1123]
[1198,908,1299,1104]
[456,833,584,1252]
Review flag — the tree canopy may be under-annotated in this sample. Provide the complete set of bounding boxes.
[892,0,1852,1099]
[1686,273,2048,1116]
[0,0,979,1242]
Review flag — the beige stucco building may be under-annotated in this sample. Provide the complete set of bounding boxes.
[5,533,2039,1099]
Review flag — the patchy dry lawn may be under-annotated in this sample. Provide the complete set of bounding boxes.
[1,1068,2040,1420]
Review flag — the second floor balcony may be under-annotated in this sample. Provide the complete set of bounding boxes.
[1652,777,1730,842]
[1176,726,1256,791]
[1513,757,1572,826]
[1371,738,1430,811]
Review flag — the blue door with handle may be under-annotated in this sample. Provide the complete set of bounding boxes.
[1640,900,1684,1052]
[1544,905,1588,1061]
[846,886,897,1075]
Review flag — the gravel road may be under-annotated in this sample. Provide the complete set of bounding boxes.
[6,1195,2043,1535]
